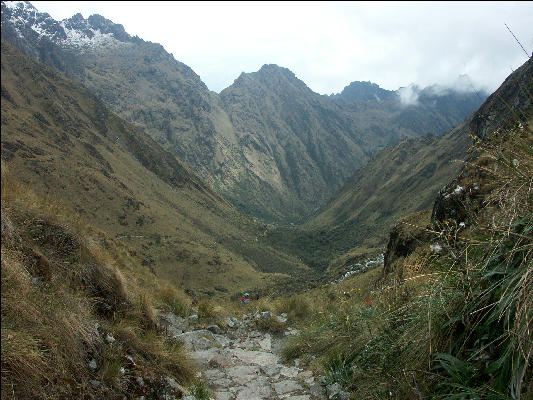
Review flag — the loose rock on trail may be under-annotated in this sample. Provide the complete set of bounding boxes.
[159,311,329,400]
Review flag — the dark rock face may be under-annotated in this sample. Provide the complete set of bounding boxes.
[469,58,533,139]
[383,216,431,274]
[431,179,471,227]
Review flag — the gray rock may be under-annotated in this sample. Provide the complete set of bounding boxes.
[309,382,327,398]
[191,347,223,368]
[258,334,271,351]
[332,392,350,400]
[89,380,101,389]
[159,312,188,336]
[280,365,300,378]
[207,324,221,334]
[327,382,350,399]
[215,392,232,400]
[276,314,288,324]
[164,375,184,396]
[236,381,272,399]
[224,317,240,329]
[212,378,233,388]
[188,314,199,322]
[88,359,97,370]
[135,376,145,386]
[226,365,261,385]
[176,330,216,351]
[273,379,303,395]
[259,311,271,319]
[260,364,281,377]
[203,368,226,380]
[214,334,232,347]
[227,348,279,366]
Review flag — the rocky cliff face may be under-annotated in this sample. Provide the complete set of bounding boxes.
[1,1,487,223]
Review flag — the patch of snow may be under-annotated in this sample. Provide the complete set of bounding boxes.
[453,185,464,195]
[60,20,117,49]
[4,1,34,11]
[3,2,121,51]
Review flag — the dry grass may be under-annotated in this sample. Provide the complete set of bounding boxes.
[1,167,197,399]
[155,284,192,317]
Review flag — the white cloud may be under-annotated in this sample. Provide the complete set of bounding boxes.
[31,1,533,94]
[397,84,420,106]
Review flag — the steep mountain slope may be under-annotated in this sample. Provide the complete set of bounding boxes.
[219,65,372,220]
[1,1,485,223]
[266,129,469,272]
[333,81,486,138]
[269,58,531,273]
[1,40,308,297]
[280,58,532,400]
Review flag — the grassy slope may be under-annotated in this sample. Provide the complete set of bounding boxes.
[1,162,201,399]
[266,125,470,273]
[0,40,308,297]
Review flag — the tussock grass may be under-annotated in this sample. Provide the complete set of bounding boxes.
[1,166,197,398]
[155,284,192,317]
[277,295,312,323]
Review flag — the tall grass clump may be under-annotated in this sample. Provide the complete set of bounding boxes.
[429,124,532,399]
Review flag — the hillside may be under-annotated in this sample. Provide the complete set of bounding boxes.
[268,58,531,274]
[1,1,486,223]
[280,57,532,400]
[0,40,309,298]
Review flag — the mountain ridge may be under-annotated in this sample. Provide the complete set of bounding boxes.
[1,0,487,223]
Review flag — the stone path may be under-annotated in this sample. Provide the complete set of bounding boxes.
[159,312,327,400]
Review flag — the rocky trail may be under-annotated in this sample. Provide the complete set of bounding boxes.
[159,310,347,400]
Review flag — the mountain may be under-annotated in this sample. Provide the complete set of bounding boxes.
[270,58,531,274]
[332,80,486,138]
[219,64,375,220]
[332,80,397,102]
[1,1,487,223]
[1,40,309,298]
[280,75,532,400]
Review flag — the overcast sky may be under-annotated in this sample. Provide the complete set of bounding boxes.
[31,1,532,95]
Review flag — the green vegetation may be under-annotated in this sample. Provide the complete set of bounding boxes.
[282,123,532,399]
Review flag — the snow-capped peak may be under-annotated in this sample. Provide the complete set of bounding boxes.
[1,1,130,51]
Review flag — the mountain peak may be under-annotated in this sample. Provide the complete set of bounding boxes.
[1,1,131,49]
[336,81,396,102]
